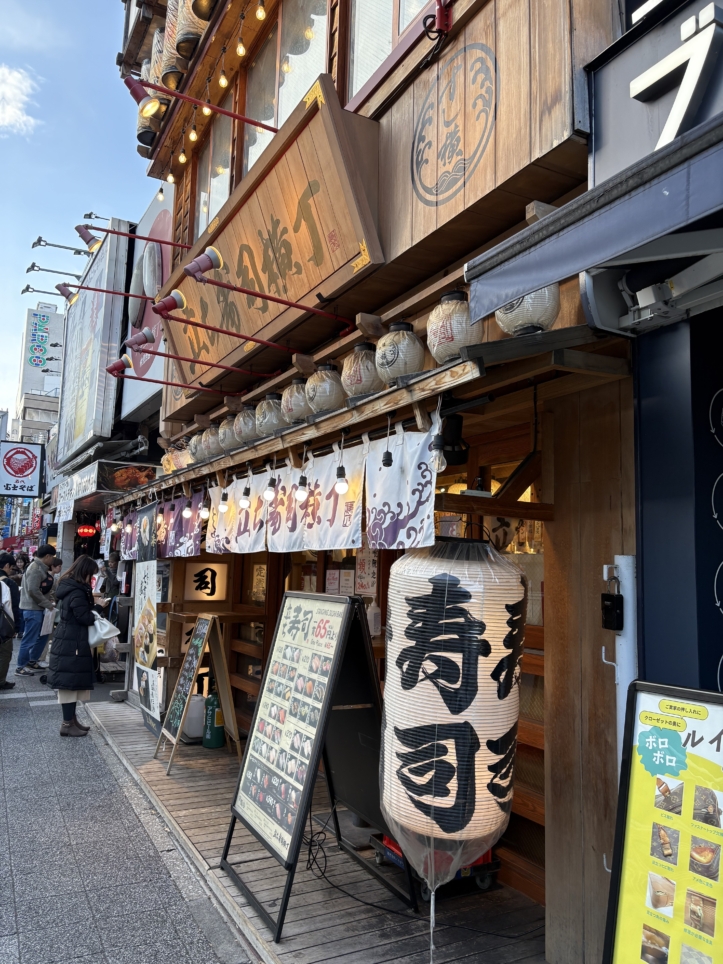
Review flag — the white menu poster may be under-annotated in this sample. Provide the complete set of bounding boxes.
[233,595,348,865]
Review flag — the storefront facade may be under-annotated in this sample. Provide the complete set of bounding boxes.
[99,0,678,960]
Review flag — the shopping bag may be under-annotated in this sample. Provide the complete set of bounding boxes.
[41,608,55,635]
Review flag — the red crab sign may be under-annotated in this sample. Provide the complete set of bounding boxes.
[0,441,42,497]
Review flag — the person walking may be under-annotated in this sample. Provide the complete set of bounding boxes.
[0,555,18,690]
[15,545,57,677]
[48,555,100,738]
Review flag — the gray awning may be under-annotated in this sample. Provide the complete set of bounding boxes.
[465,112,723,323]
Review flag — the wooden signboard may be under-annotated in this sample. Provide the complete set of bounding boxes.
[154,614,240,774]
[603,682,723,964]
[157,74,383,417]
[220,592,415,942]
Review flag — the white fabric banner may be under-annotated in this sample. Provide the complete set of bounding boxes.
[301,443,365,552]
[267,466,305,554]
[365,420,438,550]
[206,477,266,554]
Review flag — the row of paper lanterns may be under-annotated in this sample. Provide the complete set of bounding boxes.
[185,286,560,463]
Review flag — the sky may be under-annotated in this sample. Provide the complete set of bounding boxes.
[0,1,156,418]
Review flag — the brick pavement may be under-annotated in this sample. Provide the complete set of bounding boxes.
[0,643,254,964]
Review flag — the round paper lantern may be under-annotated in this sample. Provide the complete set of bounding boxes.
[201,425,223,459]
[380,539,527,890]
[375,322,425,385]
[77,525,96,538]
[495,284,560,337]
[427,291,482,363]
[281,379,313,423]
[341,343,385,396]
[188,432,205,462]
[218,416,239,452]
[306,363,346,414]
[256,393,285,436]
[233,406,258,443]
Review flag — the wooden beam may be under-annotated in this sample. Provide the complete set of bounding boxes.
[412,402,432,431]
[435,492,554,521]
[526,200,558,224]
[356,313,387,339]
[551,348,631,377]
[292,353,316,376]
[495,450,542,501]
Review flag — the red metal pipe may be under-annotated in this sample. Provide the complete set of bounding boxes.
[83,225,192,250]
[159,311,295,353]
[109,372,242,395]
[139,80,278,134]
[139,347,278,378]
[196,276,349,326]
[69,284,153,301]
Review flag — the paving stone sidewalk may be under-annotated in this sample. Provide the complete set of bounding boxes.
[0,644,254,964]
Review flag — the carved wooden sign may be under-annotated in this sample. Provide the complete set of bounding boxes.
[158,75,382,400]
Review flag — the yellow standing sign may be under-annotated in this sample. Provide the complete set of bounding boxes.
[604,683,723,964]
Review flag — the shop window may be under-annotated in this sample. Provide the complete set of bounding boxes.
[348,0,429,99]
[243,0,327,176]
[194,92,234,239]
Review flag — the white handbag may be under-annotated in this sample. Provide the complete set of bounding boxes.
[88,612,121,649]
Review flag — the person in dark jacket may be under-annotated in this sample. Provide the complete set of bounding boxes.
[48,555,102,738]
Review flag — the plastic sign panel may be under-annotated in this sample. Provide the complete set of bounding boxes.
[604,682,723,964]
[0,441,43,497]
[232,593,349,867]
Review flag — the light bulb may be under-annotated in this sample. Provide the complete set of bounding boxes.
[218,491,229,513]
[182,499,193,519]
[202,101,212,116]
[189,125,198,142]
[430,435,447,473]
[236,38,246,57]
[219,69,228,88]
[263,477,277,502]
[334,467,348,495]
[156,186,164,202]
[256,0,266,19]
[199,503,210,520]
[125,522,132,534]
[239,486,251,510]
[110,522,118,533]
[156,511,164,525]
[215,164,226,175]
[294,475,309,503]
[281,59,292,74]
[166,171,175,184]
[179,148,187,164]
[304,26,314,40]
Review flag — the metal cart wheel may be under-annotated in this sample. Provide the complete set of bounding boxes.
[420,881,431,902]
[375,852,385,866]
[475,874,493,891]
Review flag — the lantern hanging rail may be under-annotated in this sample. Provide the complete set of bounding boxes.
[32,236,90,257]
[156,309,296,354]
[75,224,192,250]
[107,371,242,396]
[138,347,279,378]
[21,285,62,297]
[191,276,353,330]
[27,263,81,280]
[56,283,154,304]
[124,77,279,134]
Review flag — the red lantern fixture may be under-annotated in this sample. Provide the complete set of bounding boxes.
[77,525,96,538]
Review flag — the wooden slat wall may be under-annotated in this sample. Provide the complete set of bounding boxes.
[542,377,635,964]
[172,163,194,269]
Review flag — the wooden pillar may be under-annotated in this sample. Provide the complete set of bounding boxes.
[543,378,635,964]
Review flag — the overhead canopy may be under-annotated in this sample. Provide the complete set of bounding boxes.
[465,113,723,327]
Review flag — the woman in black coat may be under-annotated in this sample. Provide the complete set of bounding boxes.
[48,555,102,738]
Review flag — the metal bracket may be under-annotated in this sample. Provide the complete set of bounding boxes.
[603,853,612,873]
[602,646,619,685]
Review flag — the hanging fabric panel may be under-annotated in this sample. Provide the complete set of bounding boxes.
[301,444,365,552]
[205,486,233,553]
[166,490,204,556]
[267,466,305,554]
[365,421,438,550]
[217,476,267,554]
[120,510,138,561]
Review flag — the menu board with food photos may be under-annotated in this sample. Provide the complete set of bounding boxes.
[231,593,350,867]
[604,682,723,964]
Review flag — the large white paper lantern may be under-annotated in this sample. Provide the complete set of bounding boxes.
[341,343,385,396]
[381,539,527,890]
[233,406,258,443]
[375,322,426,385]
[218,416,239,452]
[201,425,223,459]
[256,393,285,436]
[281,379,313,423]
[495,284,560,336]
[306,363,346,414]
[427,291,482,363]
